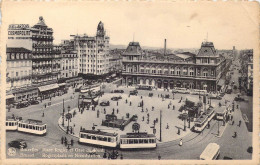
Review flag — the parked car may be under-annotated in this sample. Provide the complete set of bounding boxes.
[29,100,40,105]
[16,101,29,109]
[8,139,27,149]
[111,96,122,101]
[100,101,110,106]
[113,90,124,93]
[129,90,138,96]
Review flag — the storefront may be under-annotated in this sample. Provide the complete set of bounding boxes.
[38,83,59,100]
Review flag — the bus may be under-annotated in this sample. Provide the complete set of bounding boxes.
[17,119,47,135]
[79,129,118,148]
[6,117,18,131]
[200,143,220,160]
[120,132,156,149]
[215,106,227,121]
[193,114,209,132]
[136,85,153,91]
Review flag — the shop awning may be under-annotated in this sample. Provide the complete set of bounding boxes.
[6,94,15,99]
[38,83,59,92]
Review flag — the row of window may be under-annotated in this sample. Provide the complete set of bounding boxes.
[8,53,30,60]
[18,123,47,131]
[8,70,31,77]
[80,133,117,142]
[8,61,32,67]
[120,138,156,144]
[6,122,17,126]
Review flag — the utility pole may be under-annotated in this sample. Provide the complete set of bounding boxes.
[160,110,162,142]
[62,99,65,126]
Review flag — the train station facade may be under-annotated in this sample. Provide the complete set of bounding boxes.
[122,41,230,92]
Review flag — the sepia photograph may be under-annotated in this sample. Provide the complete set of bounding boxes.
[1,1,259,164]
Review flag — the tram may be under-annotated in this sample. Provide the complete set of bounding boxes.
[79,129,157,149]
[206,108,215,122]
[79,129,118,148]
[17,119,47,135]
[215,106,227,120]
[193,114,209,132]
[6,117,18,131]
[120,132,156,149]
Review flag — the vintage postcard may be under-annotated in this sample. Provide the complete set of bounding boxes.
[0,1,259,164]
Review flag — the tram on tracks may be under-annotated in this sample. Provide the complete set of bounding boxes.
[120,132,156,149]
[79,129,118,148]
[6,117,19,131]
[17,119,47,135]
[78,129,157,149]
[193,114,209,132]
[206,108,215,122]
[215,106,227,121]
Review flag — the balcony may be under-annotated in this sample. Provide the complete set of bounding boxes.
[122,71,217,80]
[123,59,194,65]
[7,75,32,82]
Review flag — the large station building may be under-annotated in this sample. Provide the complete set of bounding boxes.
[122,41,230,92]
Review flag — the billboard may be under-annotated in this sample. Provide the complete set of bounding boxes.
[7,24,32,50]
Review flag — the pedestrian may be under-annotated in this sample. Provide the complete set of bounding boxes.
[112,108,115,114]
[179,139,183,146]
[177,128,180,135]
[166,123,169,129]
[172,105,175,110]
[61,136,64,144]
[130,101,132,106]
[237,104,239,109]
[44,104,47,108]
[142,116,144,121]
[42,111,45,117]
[64,137,67,146]
[117,109,119,114]
[233,132,237,138]
[158,94,159,98]
[146,108,148,112]
[71,139,74,146]
[238,120,241,127]
[141,108,144,112]
[168,104,170,109]
[232,121,235,125]
[158,154,161,160]
[126,99,128,103]
[117,101,118,106]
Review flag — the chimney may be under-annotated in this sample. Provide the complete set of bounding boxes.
[164,39,167,55]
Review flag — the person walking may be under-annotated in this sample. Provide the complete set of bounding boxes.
[117,109,119,114]
[61,136,64,144]
[238,120,241,127]
[166,123,169,129]
[179,139,183,146]
[42,111,45,117]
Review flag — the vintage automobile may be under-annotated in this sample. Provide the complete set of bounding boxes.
[113,90,124,93]
[29,100,40,105]
[129,90,138,96]
[8,139,27,149]
[111,96,122,101]
[100,101,110,106]
[16,101,30,109]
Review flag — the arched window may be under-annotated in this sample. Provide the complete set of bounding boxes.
[189,67,194,76]
[176,67,181,75]
[203,68,208,77]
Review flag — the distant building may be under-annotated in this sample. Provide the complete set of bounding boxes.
[72,21,110,79]
[240,49,253,96]
[122,41,229,92]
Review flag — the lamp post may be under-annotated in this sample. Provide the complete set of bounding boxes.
[66,105,71,134]
[217,120,220,136]
[62,99,65,127]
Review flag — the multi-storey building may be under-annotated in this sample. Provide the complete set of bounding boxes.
[73,21,110,79]
[61,50,78,79]
[52,45,62,79]
[6,47,39,103]
[122,41,228,92]
[109,49,123,74]
[240,49,253,96]
[31,16,58,84]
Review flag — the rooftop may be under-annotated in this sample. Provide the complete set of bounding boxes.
[120,132,156,138]
[6,47,31,53]
[80,129,118,137]
[123,42,142,56]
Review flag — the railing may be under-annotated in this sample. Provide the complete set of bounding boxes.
[123,59,194,65]
[122,71,217,80]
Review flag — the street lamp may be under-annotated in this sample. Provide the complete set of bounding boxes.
[62,99,65,127]
[217,120,220,136]
[66,105,71,134]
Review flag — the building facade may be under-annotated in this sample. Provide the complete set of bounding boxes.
[61,50,78,79]
[31,16,58,85]
[240,49,253,96]
[73,21,110,78]
[122,41,228,92]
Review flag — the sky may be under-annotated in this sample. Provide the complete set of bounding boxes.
[1,1,259,50]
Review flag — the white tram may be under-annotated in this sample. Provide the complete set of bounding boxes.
[194,114,209,132]
[215,106,227,120]
[18,119,47,135]
[120,132,156,149]
[6,117,18,131]
[206,108,215,122]
[79,130,118,148]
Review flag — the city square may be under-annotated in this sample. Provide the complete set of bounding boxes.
[3,4,256,162]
